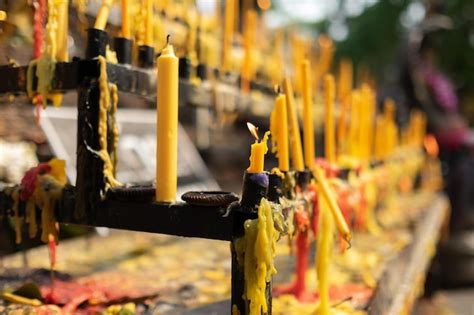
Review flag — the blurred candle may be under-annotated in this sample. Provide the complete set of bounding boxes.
[324,74,336,164]
[56,0,68,61]
[145,0,154,46]
[247,123,270,173]
[241,9,257,94]
[222,0,235,71]
[94,0,113,30]
[283,78,305,171]
[301,59,315,168]
[270,90,290,171]
[121,0,130,38]
[156,36,179,203]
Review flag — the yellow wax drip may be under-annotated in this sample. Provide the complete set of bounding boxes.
[98,56,122,189]
[235,198,279,315]
[28,0,63,107]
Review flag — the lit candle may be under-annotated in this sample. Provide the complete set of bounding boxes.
[94,0,113,30]
[301,59,315,169]
[247,123,270,174]
[56,0,68,61]
[283,78,305,171]
[156,35,179,203]
[324,74,336,164]
[121,0,130,38]
[270,90,290,172]
[222,0,235,72]
[145,0,154,46]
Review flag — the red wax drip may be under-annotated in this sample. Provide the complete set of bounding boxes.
[33,0,46,117]
[33,0,46,59]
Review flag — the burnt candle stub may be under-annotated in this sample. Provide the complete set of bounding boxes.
[240,172,269,212]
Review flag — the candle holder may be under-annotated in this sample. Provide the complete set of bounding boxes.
[178,57,191,79]
[196,63,207,80]
[114,37,133,65]
[337,168,351,181]
[296,170,312,191]
[138,45,155,68]
[86,28,108,59]
[240,171,269,212]
[268,173,283,203]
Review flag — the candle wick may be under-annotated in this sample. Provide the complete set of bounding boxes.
[166,34,171,45]
[274,85,281,94]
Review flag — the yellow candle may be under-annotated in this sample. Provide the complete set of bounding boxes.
[374,115,384,160]
[56,0,69,61]
[222,0,235,72]
[241,9,257,94]
[312,166,351,243]
[94,0,113,30]
[270,91,290,171]
[121,0,130,38]
[283,78,305,171]
[301,59,315,169]
[324,74,336,164]
[145,0,154,46]
[315,193,333,315]
[348,90,361,158]
[337,59,353,154]
[156,36,179,203]
[247,123,270,173]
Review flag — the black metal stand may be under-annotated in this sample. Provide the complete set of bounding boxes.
[0,29,277,315]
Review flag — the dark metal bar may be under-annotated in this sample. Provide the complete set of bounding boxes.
[0,62,155,96]
[75,72,103,223]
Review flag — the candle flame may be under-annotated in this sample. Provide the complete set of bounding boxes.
[247,122,260,141]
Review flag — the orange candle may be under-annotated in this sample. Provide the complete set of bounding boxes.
[94,0,113,30]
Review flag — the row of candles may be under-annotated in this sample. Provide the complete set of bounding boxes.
[33,1,426,204]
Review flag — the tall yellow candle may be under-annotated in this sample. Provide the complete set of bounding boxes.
[156,36,179,203]
[241,9,257,94]
[337,59,353,154]
[301,59,315,169]
[324,74,336,164]
[348,90,361,158]
[222,0,235,72]
[315,194,333,315]
[121,0,131,38]
[145,0,154,46]
[312,166,351,243]
[56,0,68,61]
[270,91,290,172]
[94,0,113,30]
[247,123,270,173]
[283,78,305,171]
